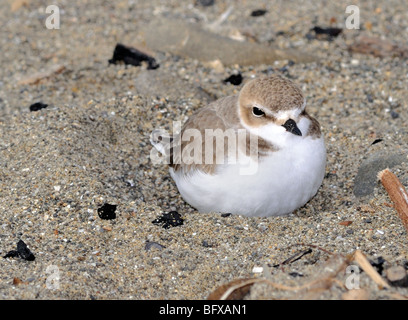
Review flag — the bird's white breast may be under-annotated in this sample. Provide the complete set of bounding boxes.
[170,131,326,217]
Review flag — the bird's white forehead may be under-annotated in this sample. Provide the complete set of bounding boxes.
[254,100,305,121]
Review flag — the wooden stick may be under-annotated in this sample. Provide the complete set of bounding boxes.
[353,250,390,289]
[378,168,408,232]
[17,64,65,85]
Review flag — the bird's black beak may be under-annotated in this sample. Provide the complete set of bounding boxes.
[282,119,302,136]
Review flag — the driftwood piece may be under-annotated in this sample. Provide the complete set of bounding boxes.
[353,250,390,289]
[378,168,408,232]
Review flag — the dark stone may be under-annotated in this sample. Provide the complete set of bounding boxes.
[152,211,184,229]
[325,172,338,179]
[370,256,386,274]
[390,110,399,119]
[221,213,231,217]
[223,73,243,86]
[3,250,19,259]
[385,266,408,287]
[29,102,48,112]
[251,9,267,17]
[97,203,117,220]
[109,43,159,69]
[145,241,166,251]
[289,272,304,277]
[371,139,383,145]
[196,0,214,6]
[311,26,343,37]
[16,240,35,261]
[3,240,35,261]
[353,152,406,197]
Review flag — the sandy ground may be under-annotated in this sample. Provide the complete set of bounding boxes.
[1,0,408,300]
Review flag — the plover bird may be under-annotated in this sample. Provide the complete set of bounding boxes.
[151,75,326,217]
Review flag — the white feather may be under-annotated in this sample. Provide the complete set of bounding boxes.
[170,120,326,217]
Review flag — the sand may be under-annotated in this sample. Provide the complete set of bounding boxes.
[1,0,407,300]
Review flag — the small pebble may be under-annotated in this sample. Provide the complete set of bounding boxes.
[3,240,35,261]
[202,240,212,248]
[370,257,386,274]
[289,272,304,277]
[109,43,159,70]
[251,9,267,17]
[152,211,184,229]
[145,241,166,251]
[97,203,117,220]
[311,26,342,38]
[223,73,243,86]
[252,266,264,273]
[196,0,214,6]
[385,266,408,287]
[29,102,48,112]
[390,110,399,119]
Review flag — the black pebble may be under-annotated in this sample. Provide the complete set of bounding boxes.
[251,9,267,17]
[371,139,383,145]
[3,250,19,259]
[97,203,117,220]
[289,272,304,278]
[311,26,343,37]
[3,240,35,261]
[325,172,338,179]
[370,256,386,274]
[221,213,231,217]
[109,43,159,70]
[17,240,35,261]
[202,240,212,247]
[307,26,342,41]
[223,73,243,86]
[29,102,48,112]
[196,0,215,6]
[390,110,399,119]
[152,211,184,229]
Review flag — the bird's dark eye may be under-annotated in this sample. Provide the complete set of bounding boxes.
[252,107,265,117]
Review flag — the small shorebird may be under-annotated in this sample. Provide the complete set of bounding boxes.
[151,75,326,217]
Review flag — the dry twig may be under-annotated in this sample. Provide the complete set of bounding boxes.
[17,64,66,85]
[378,168,408,232]
[353,250,390,289]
